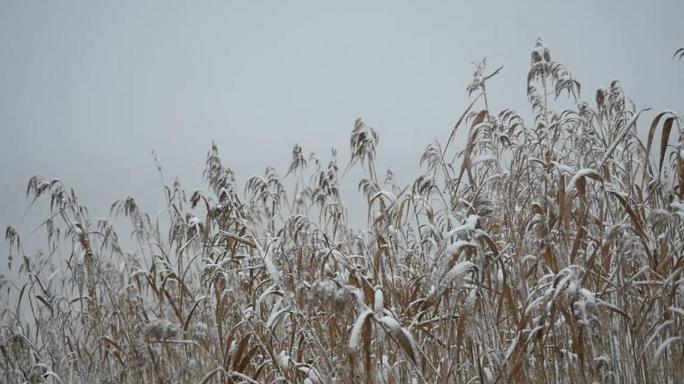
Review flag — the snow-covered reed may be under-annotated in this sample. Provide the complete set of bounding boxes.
[2,40,683,383]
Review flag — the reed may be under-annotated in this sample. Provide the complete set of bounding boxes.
[2,39,683,383]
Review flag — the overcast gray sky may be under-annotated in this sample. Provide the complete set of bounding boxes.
[1,0,683,267]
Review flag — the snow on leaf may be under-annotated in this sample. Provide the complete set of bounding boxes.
[349,309,374,350]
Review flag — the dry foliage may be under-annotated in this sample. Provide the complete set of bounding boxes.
[2,39,684,383]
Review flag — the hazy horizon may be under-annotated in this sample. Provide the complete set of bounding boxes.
[1,0,683,266]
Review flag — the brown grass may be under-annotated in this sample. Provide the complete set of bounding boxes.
[2,39,683,383]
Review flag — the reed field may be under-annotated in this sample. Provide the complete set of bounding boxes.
[2,40,683,383]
